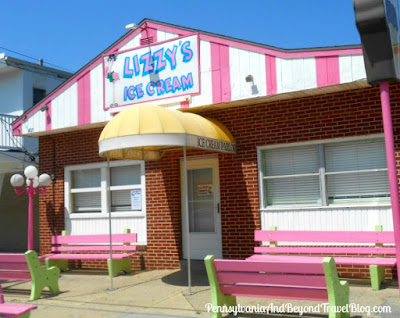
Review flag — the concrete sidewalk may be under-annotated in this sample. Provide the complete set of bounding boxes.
[1,261,400,317]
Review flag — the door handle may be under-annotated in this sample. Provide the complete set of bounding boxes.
[217,203,220,214]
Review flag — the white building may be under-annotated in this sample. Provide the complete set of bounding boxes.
[0,53,71,251]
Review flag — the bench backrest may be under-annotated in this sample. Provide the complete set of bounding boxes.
[254,227,396,255]
[205,255,331,301]
[0,254,31,281]
[255,229,395,244]
[51,233,137,253]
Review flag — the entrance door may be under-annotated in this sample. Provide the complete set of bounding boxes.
[181,157,222,259]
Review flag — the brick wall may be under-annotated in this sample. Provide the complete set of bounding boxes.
[39,83,400,277]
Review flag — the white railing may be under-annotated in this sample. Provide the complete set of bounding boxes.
[0,114,21,150]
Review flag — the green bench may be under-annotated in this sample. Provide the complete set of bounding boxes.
[0,250,60,300]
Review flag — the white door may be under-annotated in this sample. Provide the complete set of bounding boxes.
[181,157,222,259]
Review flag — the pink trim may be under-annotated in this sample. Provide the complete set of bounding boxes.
[180,100,189,108]
[12,121,22,136]
[265,55,277,95]
[45,101,52,131]
[77,72,91,125]
[141,25,158,42]
[11,20,363,133]
[316,56,340,87]
[211,43,231,103]
[201,32,362,58]
[146,21,362,58]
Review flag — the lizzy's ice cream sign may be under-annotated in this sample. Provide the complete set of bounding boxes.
[103,34,199,109]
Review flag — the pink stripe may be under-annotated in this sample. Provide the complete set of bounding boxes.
[254,246,396,255]
[266,55,277,95]
[77,72,91,125]
[247,254,397,266]
[180,100,189,108]
[214,259,324,274]
[52,245,137,252]
[255,230,395,243]
[211,43,231,103]
[316,56,340,87]
[44,253,134,260]
[217,272,326,288]
[45,101,52,131]
[52,233,137,244]
[0,254,26,262]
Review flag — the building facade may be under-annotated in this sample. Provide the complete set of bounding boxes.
[0,53,70,251]
[12,20,395,277]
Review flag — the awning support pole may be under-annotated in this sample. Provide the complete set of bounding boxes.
[107,157,115,291]
[184,147,194,295]
[379,81,400,293]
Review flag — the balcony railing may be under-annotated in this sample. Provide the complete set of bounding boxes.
[0,114,22,150]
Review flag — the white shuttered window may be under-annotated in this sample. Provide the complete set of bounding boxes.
[66,160,145,215]
[260,138,389,208]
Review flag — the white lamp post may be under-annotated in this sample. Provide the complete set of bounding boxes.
[10,165,52,251]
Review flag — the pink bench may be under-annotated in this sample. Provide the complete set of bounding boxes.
[0,251,60,300]
[251,226,396,290]
[42,229,137,277]
[0,285,37,318]
[204,255,349,318]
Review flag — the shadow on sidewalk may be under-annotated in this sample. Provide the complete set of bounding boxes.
[161,260,209,287]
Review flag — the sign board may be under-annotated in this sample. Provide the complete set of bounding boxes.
[197,184,213,196]
[103,34,200,109]
[354,0,400,85]
[130,189,142,211]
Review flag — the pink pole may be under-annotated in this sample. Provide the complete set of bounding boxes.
[27,183,34,251]
[379,81,400,291]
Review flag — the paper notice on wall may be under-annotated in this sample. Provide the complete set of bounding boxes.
[131,189,142,211]
[197,184,213,196]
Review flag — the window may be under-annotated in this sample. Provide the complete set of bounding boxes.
[260,138,389,208]
[33,88,46,104]
[65,161,145,215]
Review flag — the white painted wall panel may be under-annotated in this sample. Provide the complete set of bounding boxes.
[276,57,317,93]
[191,40,213,107]
[119,33,141,51]
[21,109,46,135]
[339,55,367,83]
[261,206,393,232]
[65,215,147,243]
[51,83,78,130]
[90,64,111,124]
[157,30,178,42]
[230,47,267,101]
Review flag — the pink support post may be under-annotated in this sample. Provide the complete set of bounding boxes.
[27,185,35,251]
[14,182,47,251]
[379,81,400,292]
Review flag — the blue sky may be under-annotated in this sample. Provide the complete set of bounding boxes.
[0,1,360,73]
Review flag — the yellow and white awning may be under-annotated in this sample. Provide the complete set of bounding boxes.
[98,104,236,160]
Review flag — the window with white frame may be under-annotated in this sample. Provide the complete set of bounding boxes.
[259,138,390,208]
[65,161,145,215]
